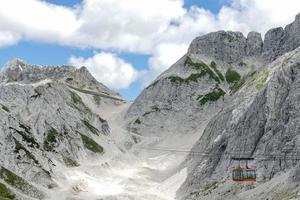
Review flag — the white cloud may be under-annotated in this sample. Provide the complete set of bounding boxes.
[143,0,300,85]
[74,0,185,52]
[69,52,140,89]
[0,0,299,50]
[0,0,185,52]
[1,0,300,88]
[0,0,79,46]
[144,43,189,84]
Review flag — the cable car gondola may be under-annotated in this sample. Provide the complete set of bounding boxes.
[232,157,256,182]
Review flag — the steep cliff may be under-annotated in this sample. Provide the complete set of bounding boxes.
[126,13,300,200]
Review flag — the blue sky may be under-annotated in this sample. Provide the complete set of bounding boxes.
[0,0,298,100]
[0,0,224,100]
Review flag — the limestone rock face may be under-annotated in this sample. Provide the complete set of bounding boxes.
[263,14,300,63]
[262,27,285,63]
[246,31,263,57]
[0,59,121,98]
[0,60,124,199]
[187,14,300,65]
[188,31,247,63]
[177,48,300,200]
[126,12,300,200]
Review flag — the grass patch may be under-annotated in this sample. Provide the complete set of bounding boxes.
[69,91,91,113]
[82,119,100,136]
[199,87,226,105]
[63,157,79,167]
[44,127,59,152]
[70,91,82,104]
[256,69,269,91]
[168,76,185,85]
[80,133,104,154]
[186,72,207,82]
[169,57,225,85]
[225,68,241,83]
[0,167,44,199]
[0,183,15,200]
[230,77,246,93]
[184,57,220,83]
[210,61,225,81]
[184,56,193,66]
[168,72,211,85]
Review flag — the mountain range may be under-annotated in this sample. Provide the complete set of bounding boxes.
[1,12,300,200]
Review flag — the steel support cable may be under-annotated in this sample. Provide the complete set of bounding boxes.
[137,146,300,161]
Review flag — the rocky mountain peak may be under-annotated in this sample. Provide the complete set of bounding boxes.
[187,12,300,65]
[126,12,300,200]
[246,31,263,57]
[0,58,74,83]
[188,31,247,63]
[3,58,27,70]
[0,58,121,98]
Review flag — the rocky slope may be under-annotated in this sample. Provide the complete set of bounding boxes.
[1,12,300,200]
[126,13,300,199]
[0,59,126,199]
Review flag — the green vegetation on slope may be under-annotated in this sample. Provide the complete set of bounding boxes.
[0,183,15,200]
[225,68,241,83]
[0,167,44,199]
[63,156,80,167]
[69,91,91,113]
[230,77,246,93]
[82,119,100,136]
[80,133,104,154]
[198,87,226,105]
[184,56,220,83]
[168,76,185,85]
[169,57,227,85]
[14,138,39,165]
[9,126,40,149]
[168,71,212,85]
[210,61,225,81]
[44,127,59,152]
[256,69,269,90]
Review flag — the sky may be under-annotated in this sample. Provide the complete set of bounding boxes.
[0,0,299,100]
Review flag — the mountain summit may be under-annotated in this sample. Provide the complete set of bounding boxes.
[126,13,300,200]
[1,13,300,200]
